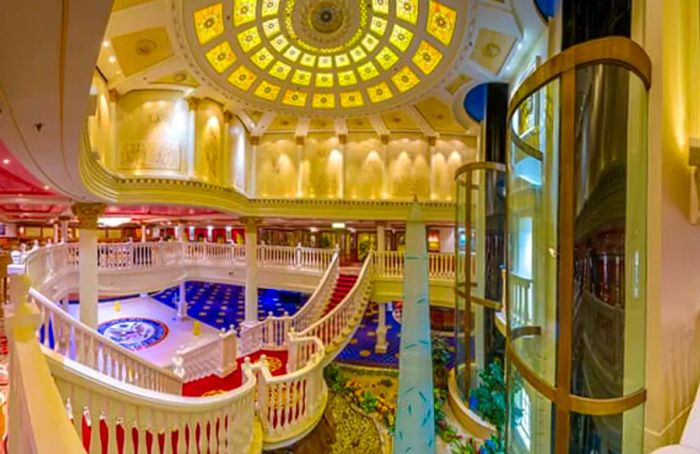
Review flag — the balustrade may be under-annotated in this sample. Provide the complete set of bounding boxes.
[374,251,458,281]
[174,325,238,382]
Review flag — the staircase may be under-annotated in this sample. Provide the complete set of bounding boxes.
[323,273,358,315]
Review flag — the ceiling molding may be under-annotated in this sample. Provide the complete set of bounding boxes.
[250,111,276,137]
[405,105,437,138]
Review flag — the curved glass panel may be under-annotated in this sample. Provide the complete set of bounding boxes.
[455,170,469,399]
[569,405,644,453]
[507,366,554,454]
[507,79,560,386]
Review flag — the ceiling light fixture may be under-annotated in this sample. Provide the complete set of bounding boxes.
[108,56,117,64]
[2,159,9,165]
[103,40,110,48]
[43,185,50,190]
[98,216,132,227]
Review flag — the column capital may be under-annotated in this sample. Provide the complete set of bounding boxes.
[240,217,262,230]
[223,110,234,123]
[58,215,72,222]
[187,97,201,111]
[71,203,105,229]
[108,89,120,102]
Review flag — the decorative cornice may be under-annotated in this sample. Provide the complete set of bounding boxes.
[239,217,263,230]
[186,97,201,111]
[71,203,105,229]
[223,110,234,123]
[108,89,120,103]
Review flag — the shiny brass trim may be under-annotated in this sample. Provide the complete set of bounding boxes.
[509,325,542,339]
[454,288,502,311]
[455,161,507,177]
[508,36,652,119]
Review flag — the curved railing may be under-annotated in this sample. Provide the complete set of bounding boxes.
[297,253,374,365]
[238,252,340,355]
[374,250,458,281]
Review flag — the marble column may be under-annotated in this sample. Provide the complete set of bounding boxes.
[52,223,59,244]
[59,216,70,243]
[393,201,435,454]
[72,203,105,329]
[242,217,261,324]
[141,224,147,243]
[177,280,187,319]
[175,223,183,241]
[375,301,388,353]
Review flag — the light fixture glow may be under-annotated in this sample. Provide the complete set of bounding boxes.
[2,159,9,165]
[102,40,110,48]
[332,222,346,229]
[98,216,132,227]
[108,55,117,64]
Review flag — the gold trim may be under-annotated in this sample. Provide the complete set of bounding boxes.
[454,161,507,180]
[509,325,542,340]
[455,288,502,311]
[508,36,652,120]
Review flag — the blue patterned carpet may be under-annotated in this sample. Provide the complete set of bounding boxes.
[336,302,456,369]
[150,281,309,330]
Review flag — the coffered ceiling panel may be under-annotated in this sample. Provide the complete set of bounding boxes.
[111,27,174,77]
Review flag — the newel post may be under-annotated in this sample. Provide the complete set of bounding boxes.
[217,324,238,377]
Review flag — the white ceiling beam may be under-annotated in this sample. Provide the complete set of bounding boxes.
[251,111,276,136]
[295,117,311,138]
[405,105,437,138]
[104,1,167,38]
[333,118,348,137]
[368,115,390,139]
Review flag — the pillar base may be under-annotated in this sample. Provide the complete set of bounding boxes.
[375,326,389,353]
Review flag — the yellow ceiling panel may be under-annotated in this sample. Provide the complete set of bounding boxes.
[371,0,389,15]
[472,28,516,74]
[427,1,457,45]
[233,0,257,26]
[382,109,419,130]
[376,46,399,70]
[370,17,388,36]
[270,34,289,52]
[227,65,257,90]
[262,0,280,16]
[151,71,200,87]
[269,61,292,80]
[340,91,365,108]
[412,40,443,74]
[282,90,308,107]
[291,69,312,86]
[361,34,380,53]
[367,82,393,103]
[111,27,174,77]
[338,70,358,86]
[194,4,224,45]
[237,27,262,52]
[389,24,414,52]
[445,73,472,94]
[318,56,333,69]
[300,53,317,67]
[358,61,380,81]
[350,46,368,63]
[335,53,351,68]
[312,93,336,109]
[391,66,420,92]
[262,19,281,38]
[283,45,301,62]
[251,47,275,69]
[316,73,334,88]
[396,0,419,24]
[415,97,467,133]
[254,80,282,100]
[205,41,237,73]
[112,0,153,11]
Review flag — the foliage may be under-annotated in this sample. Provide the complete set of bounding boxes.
[324,364,347,394]
[470,359,507,432]
[431,334,452,389]
[451,437,479,454]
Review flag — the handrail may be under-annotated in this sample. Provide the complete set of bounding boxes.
[297,253,374,365]
[46,347,257,453]
[238,252,340,356]
[175,325,238,382]
[6,302,85,454]
[374,250,458,281]
[29,287,183,394]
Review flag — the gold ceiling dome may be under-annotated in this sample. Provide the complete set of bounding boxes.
[174,0,467,117]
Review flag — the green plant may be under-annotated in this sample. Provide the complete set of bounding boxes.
[470,360,506,431]
[450,437,478,454]
[324,364,347,393]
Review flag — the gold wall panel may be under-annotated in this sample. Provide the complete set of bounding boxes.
[194,99,223,182]
[386,135,430,199]
[345,134,387,200]
[116,91,186,173]
[432,139,473,199]
[111,27,174,77]
[302,135,343,199]
[256,135,298,197]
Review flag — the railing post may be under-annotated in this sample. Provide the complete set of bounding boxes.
[217,325,238,377]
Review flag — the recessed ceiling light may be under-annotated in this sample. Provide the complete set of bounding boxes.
[43,185,50,190]
[102,40,110,48]
[108,56,117,64]
[2,159,9,165]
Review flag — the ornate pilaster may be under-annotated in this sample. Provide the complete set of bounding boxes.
[185,97,200,178]
[71,203,105,229]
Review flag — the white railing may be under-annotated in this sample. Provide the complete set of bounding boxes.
[247,337,327,444]
[238,252,340,356]
[258,244,334,272]
[297,253,374,365]
[47,349,257,454]
[30,287,182,394]
[374,251,457,281]
[510,272,534,327]
[174,326,239,382]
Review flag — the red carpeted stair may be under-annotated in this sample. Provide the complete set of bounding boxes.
[323,273,358,315]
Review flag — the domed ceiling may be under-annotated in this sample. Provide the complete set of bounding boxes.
[173,0,465,116]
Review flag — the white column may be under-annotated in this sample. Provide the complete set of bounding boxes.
[59,217,69,243]
[207,226,213,242]
[377,221,386,275]
[53,223,59,243]
[186,97,199,179]
[72,203,105,329]
[107,89,119,170]
[376,302,388,353]
[177,280,187,319]
[296,141,304,197]
[225,226,232,242]
[247,138,258,196]
[175,223,183,241]
[242,218,260,324]
[141,224,147,243]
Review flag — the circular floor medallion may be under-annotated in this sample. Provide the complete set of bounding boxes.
[98,317,168,351]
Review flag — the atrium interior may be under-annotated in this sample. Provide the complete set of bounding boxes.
[0,0,699,453]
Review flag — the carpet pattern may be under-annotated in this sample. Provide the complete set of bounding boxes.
[336,301,456,369]
[182,349,289,396]
[97,318,168,351]
[151,281,309,330]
